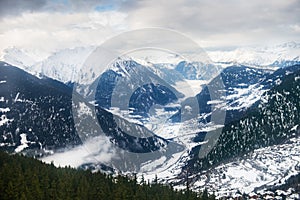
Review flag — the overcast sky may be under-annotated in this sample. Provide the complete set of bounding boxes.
[0,0,299,55]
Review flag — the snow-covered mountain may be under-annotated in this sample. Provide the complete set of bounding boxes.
[127,63,299,198]
[1,46,95,83]
[0,62,184,173]
[1,47,47,71]
[36,46,95,83]
[0,61,82,154]
[207,41,300,67]
[1,42,300,85]
[188,65,300,190]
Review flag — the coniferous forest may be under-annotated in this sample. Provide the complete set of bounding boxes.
[0,151,214,200]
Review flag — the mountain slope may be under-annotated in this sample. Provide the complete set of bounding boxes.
[0,61,81,155]
[0,62,184,174]
[196,65,270,124]
[192,64,300,172]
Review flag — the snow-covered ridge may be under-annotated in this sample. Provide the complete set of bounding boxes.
[207,41,300,67]
[1,46,95,83]
[36,46,95,83]
[1,42,299,84]
[2,47,46,70]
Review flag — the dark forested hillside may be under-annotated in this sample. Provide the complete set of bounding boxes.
[0,151,213,200]
[191,65,300,171]
[0,62,81,154]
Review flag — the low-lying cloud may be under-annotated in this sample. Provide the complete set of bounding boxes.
[41,136,115,168]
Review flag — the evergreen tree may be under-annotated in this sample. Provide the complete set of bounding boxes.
[0,151,213,200]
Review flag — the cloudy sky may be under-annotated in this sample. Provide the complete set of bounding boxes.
[0,0,299,55]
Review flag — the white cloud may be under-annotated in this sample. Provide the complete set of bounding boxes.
[0,11,128,56]
[41,136,116,168]
[122,0,300,48]
[290,24,300,32]
[0,0,299,55]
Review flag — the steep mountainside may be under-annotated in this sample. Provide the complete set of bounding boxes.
[0,62,167,155]
[0,61,81,155]
[0,62,182,173]
[191,65,300,172]
[196,65,270,124]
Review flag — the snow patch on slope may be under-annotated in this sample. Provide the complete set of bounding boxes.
[0,95,13,127]
[15,133,29,153]
[0,114,13,127]
[225,84,268,111]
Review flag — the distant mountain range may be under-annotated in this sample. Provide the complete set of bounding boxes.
[208,41,300,67]
[1,42,300,84]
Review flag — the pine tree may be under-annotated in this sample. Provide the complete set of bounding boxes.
[0,151,211,200]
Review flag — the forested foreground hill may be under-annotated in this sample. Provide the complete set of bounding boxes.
[0,151,214,200]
